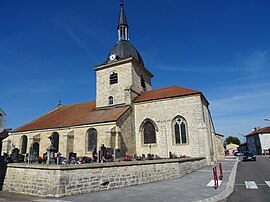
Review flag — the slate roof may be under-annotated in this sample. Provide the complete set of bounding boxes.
[0,129,9,139]
[135,86,201,103]
[246,126,270,137]
[13,101,130,133]
[104,1,144,66]
[118,1,128,28]
[104,41,144,66]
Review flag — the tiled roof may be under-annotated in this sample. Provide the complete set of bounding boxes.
[135,86,201,103]
[13,101,130,132]
[246,126,270,137]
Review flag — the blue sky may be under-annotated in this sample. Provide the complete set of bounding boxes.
[1,0,270,141]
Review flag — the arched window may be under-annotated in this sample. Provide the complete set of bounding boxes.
[143,121,156,144]
[51,132,59,153]
[20,135,28,154]
[108,96,114,105]
[110,72,118,84]
[87,129,97,152]
[173,116,188,144]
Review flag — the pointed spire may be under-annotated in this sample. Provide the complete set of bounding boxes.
[118,0,129,41]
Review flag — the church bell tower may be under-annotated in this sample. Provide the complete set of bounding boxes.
[94,1,153,108]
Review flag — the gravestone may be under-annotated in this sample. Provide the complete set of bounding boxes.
[91,146,97,162]
[28,145,38,164]
[114,148,124,160]
[56,152,63,165]
[10,148,19,163]
[46,147,55,164]
[69,152,77,160]
[46,135,56,164]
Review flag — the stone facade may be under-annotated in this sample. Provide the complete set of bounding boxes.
[3,157,206,197]
[94,58,152,108]
[3,122,121,158]
[134,94,217,162]
[215,134,225,161]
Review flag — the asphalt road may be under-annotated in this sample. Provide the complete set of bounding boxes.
[227,156,270,202]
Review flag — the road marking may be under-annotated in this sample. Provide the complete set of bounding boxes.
[207,180,222,187]
[245,181,258,189]
[235,183,270,187]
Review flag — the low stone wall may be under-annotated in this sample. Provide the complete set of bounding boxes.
[3,157,206,197]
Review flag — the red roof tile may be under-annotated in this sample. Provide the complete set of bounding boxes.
[246,126,270,137]
[135,86,201,103]
[13,101,130,132]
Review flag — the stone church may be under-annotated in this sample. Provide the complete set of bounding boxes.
[2,2,224,163]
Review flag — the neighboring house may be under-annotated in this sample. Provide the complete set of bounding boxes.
[246,126,270,155]
[2,2,224,163]
[0,108,8,154]
[0,108,6,133]
[238,142,248,153]
[225,143,239,156]
[215,133,225,160]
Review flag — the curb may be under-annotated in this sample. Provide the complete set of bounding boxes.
[197,159,240,202]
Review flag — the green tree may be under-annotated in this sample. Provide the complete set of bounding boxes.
[224,136,241,145]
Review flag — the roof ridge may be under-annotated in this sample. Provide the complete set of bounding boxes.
[246,125,270,137]
[61,100,95,108]
[135,85,201,103]
[148,85,200,92]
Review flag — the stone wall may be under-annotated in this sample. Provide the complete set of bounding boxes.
[3,157,206,197]
[94,58,152,108]
[5,122,118,159]
[134,94,209,159]
[215,135,225,161]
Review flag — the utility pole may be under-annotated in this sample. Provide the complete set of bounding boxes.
[238,133,245,143]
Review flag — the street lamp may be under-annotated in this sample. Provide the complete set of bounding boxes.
[238,133,245,143]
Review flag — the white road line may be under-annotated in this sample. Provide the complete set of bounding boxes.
[265,181,270,187]
[207,180,222,187]
[245,181,258,189]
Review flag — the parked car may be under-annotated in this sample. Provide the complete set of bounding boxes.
[242,151,256,161]
[234,152,243,156]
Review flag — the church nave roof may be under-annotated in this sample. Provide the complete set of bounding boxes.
[13,101,130,132]
[135,86,201,103]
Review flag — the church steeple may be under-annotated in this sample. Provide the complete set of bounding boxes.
[95,1,153,108]
[118,0,129,41]
[104,0,144,66]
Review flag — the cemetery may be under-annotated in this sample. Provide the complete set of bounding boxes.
[1,138,206,197]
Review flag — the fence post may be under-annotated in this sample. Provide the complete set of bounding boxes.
[219,163,223,180]
[213,167,218,189]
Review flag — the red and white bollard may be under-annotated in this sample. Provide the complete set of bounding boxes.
[219,163,223,180]
[213,167,218,189]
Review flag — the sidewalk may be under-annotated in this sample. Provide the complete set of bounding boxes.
[0,158,239,202]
